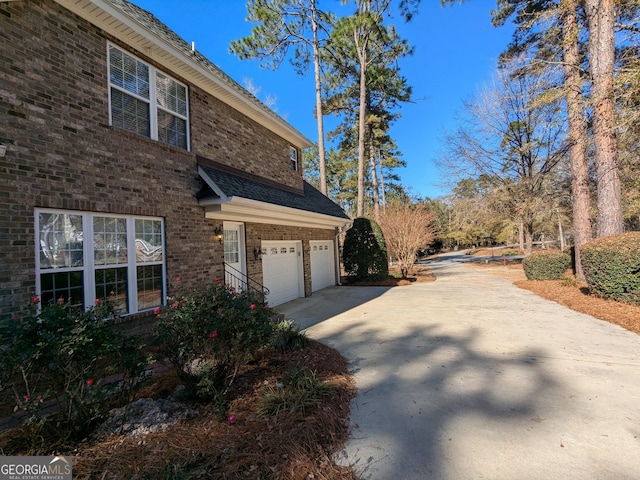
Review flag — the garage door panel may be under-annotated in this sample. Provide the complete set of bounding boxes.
[310,241,335,292]
[262,242,302,306]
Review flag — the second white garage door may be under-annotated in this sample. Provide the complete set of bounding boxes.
[262,241,303,307]
[310,240,336,292]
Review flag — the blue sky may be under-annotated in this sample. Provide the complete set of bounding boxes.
[132,0,514,199]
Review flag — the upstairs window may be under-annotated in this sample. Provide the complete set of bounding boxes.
[108,44,189,150]
[289,146,298,171]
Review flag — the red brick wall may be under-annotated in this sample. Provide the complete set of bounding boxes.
[190,88,304,192]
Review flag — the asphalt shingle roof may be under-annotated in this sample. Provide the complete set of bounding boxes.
[198,164,350,220]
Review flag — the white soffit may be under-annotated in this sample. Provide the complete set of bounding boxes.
[54,0,312,148]
[197,166,350,229]
[200,197,351,230]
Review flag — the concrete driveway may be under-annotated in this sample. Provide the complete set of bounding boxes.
[276,254,640,480]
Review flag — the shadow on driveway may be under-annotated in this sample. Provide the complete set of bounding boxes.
[279,255,640,479]
[320,319,558,479]
[275,285,392,330]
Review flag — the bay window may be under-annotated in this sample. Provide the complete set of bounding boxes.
[36,210,165,314]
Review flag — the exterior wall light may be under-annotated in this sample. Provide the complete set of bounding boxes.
[213,226,223,244]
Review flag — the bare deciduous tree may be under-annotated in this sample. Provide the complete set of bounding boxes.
[378,200,438,277]
[438,57,567,254]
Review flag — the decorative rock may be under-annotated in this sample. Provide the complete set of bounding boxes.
[93,398,199,440]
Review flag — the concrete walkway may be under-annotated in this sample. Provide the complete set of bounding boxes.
[276,254,640,480]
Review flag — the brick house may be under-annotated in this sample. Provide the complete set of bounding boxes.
[0,0,350,323]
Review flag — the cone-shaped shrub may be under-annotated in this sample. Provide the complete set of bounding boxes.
[522,250,571,280]
[582,232,640,304]
[342,217,388,281]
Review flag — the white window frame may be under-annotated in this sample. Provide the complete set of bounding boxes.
[289,146,298,171]
[35,208,167,315]
[107,42,190,151]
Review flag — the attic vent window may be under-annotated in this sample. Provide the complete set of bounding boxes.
[289,146,298,171]
[108,44,189,150]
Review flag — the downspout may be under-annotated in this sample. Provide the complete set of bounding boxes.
[335,227,343,286]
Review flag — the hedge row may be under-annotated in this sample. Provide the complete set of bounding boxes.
[522,250,571,280]
[582,232,640,304]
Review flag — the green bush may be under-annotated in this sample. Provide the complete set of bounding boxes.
[0,297,148,447]
[342,217,388,281]
[522,250,571,280]
[581,232,640,304]
[270,319,310,352]
[257,364,334,416]
[153,281,274,399]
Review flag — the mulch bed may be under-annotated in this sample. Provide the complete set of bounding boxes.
[10,258,637,479]
[1,341,359,480]
[342,264,436,286]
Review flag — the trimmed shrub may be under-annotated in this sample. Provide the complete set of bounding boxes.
[342,217,388,281]
[581,232,640,304]
[522,250,571,280]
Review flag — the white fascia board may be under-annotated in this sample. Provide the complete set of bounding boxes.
[54,0,312,148]
[200,196,351,230]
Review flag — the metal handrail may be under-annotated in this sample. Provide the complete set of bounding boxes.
[223,262,270,303]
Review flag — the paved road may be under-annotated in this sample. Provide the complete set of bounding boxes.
[276,254,640,480]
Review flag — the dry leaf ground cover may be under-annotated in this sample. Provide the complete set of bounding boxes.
[0,340,358,480]
[342,263,436,286]
[464,254,640,335]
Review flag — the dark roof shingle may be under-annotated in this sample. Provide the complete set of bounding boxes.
[198,164,350,220]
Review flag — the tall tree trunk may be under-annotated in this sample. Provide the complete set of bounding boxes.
[561,0,592,280]
[557,208,566,251]
[518,219,525,253]
[585,0,623,237]
[356,48,367,217]
[369,137,380,221]
[524,221,534,255]
[378,152,386,210]
[310,0,327,195]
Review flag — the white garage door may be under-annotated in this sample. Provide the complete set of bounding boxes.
[310,240,336,292]
[262,241,303,306]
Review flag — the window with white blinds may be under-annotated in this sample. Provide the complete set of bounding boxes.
[108,44,189,150]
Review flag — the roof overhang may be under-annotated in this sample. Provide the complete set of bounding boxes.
[198,167,351,230]
[54,0,312,148]
[200,196,352,230]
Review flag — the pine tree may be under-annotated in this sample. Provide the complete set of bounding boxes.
[230,0,334,195]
